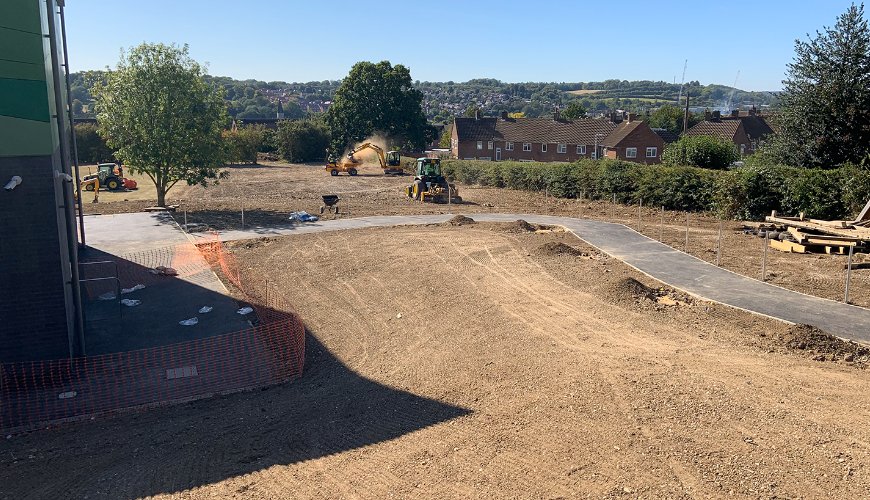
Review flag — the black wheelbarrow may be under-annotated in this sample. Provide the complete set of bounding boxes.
[321,194,340,214]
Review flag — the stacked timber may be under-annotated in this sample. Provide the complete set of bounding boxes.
[762,199,870,254]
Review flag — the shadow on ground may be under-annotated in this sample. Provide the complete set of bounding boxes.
[1,260,470,498]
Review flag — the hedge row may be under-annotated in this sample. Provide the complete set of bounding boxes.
[441,159,870,221]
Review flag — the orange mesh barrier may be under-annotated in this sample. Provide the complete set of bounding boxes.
[0,235,305,433]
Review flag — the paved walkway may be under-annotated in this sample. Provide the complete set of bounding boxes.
[188,213,870,343]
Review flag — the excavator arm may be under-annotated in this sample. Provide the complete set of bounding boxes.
[346,142,387,169]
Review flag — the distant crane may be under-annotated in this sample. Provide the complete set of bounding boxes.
[676,59,688,106]
[726,70,741,112]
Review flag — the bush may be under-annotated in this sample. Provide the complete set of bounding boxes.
[443,159,869,221]
[662,135,739,170]
[276,119,330,163]
[74,123,113,164]
[223,124,266,164]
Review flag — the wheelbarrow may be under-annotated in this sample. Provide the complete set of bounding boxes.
[321,194,340,214]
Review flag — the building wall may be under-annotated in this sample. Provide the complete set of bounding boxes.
[604,125,665,165]
[457,140,603,162]
[0,0,80,362]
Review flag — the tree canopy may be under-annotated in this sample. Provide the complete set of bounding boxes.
[767,3,870,167]
[561,100,587,120]
[325,61,435,154]
[647,104,698,137]
[93,43,227,206]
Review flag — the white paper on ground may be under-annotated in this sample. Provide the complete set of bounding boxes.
[179,317,199,326]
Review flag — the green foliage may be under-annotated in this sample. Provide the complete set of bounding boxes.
[439,125,452,148]
[223,124,267,164]
[276,119,330,163]
[769,4,870,167]
[562,100,587,120]
[74,123,113,164]
[647,104,698,136]
[443,159,869,221]
[92,43,227,206]
[325,61,435,154]
[661,136,738,170]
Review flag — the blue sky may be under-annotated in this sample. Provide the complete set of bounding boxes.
[66,0,857,90]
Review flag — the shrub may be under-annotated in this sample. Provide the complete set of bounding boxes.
[276,119,330,163]
[74,123,113,164]
[223,124,266,164]
[662,135,739,170]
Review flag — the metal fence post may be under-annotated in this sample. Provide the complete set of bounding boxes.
[845,245,854,303]
[241,207,245,229]
[684,213,689,253]
[716,221,723,266]
[761,232,769,281]
[659,206,664,241]
[183,209,188,231]
[611,193,616,220]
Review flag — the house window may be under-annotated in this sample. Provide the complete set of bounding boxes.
[577,145,586,155]
[626,147,637,158]
[523,143,531,152]
[477,141,483,150]
[558,143,567,154]
[487,141,493,150]
[506,142,514,151]
[541,144,548,153]
[646,147,657,158]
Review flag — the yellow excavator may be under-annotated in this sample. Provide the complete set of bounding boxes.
[75,177,100,203]
[325,142,403,176]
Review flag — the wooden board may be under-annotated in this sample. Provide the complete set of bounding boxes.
[769,239,809,254]
[766,215,870,240]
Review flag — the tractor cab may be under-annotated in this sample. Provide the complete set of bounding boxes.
[82,162,137,191]
[386,150,401,167]
[415,158,442,179]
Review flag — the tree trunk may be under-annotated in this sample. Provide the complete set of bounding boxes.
[157,186,166,207]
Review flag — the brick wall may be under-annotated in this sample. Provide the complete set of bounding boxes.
[604,125,665,165]
[456,140,604,162]
[0,155,74,362]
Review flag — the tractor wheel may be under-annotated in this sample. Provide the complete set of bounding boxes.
[349,168,358,176]
[84,183,95,191]
[330,169,339,176]
[106,177,121,190]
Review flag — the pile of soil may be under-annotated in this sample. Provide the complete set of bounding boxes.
[612,277,659,302]
[496,219,536,233]
[447,215,475,226]
[780,324,870,363]
[535,242,587,257]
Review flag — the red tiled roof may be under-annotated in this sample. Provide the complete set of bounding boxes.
[601,121,644,148]
[684,120,742,142]
[721,115,774,141]
[454,117,617,145]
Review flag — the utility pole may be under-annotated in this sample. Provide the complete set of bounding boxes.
[683,92,691,134]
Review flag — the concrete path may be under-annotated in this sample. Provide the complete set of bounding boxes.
[186,213,870,343]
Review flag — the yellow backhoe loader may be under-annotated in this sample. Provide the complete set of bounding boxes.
[325,142,403,176]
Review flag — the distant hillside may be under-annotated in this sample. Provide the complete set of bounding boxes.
[68,72,778,123]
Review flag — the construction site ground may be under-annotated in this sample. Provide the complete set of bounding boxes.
[83,161,870,310]
[3,221,870,498]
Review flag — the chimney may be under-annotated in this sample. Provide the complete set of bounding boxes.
[712,110,721,120]
[749,106,757,116]
[704,109,712,121]
[475,109,481,120]
[626,113,637,123]
[731,109,739,118]
[500,111,509,119]
[553,109,560,121]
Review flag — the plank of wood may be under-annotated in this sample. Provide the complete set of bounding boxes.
[826,245,847,255]
[787,226,807,243]
[806,237,858,247]
[769,239,809,254]
[766,215,870,239]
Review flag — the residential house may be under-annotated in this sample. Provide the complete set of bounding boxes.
[685,108,774,155]
[601,115,666,164]
[451,111,664,164]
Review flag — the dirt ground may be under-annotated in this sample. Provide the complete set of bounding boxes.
[3,222,870,498]
[82,161,870,309]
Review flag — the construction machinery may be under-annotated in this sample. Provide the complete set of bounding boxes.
[75,177,100,203]
[82,163,137,191]
[406,158,461,203]
[325,143,402,176]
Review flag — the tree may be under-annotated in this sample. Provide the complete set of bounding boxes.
[463,104,480,118]
[562,100,587,120]
[648,104,698,136]
[276,119,330,163]
[93,43,227,206]
[74,123,113,164]
[71,99,84,116]
[768,3,870,167]
[325,61,435,154]
[661,136,738,170]
[224,124,266,164]
[439,125,452,148]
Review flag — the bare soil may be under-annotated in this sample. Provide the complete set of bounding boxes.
[4,224,870,499]
[80,162,870,309]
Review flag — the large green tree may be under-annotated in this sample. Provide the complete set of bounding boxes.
[648,104,698,137]
[768,3,870,167]
[561,100,587,120]
[93,43,227,206]
[325,61,435,154]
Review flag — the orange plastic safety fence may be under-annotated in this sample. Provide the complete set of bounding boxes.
[0,234,305,433]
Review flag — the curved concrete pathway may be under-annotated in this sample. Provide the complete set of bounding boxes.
[181,213,870,343]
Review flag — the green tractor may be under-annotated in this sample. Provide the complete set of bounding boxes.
[406,158,461,203]
[82,163,136,191]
